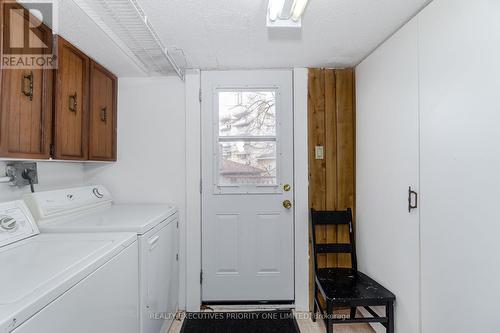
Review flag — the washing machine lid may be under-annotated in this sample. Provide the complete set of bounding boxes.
[0,232,136,333]
[38,204,177,235]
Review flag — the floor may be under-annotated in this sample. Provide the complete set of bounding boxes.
[167,310,375,333]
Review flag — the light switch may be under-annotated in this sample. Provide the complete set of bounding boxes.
[315,146,324,160]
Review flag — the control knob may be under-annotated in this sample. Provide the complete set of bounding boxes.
[0,215,17,231]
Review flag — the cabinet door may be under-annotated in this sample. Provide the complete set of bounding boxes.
[54,36,89,160]
[0,4,53,158]
[356,18,420,333]
[419,0,500,332]
[89,61,117,161]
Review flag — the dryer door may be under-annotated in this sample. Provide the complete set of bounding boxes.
[166,217,179,326]
[143,220,177,333]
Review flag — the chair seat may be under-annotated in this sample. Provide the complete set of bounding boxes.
[316,268,396,304]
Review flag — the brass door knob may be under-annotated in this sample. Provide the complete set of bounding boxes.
[283,200,292,209]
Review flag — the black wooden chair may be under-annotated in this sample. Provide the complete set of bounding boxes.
[311,208,396,333]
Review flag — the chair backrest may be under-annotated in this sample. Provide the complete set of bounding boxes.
[311,208,357,272]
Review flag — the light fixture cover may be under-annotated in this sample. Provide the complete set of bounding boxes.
[291,0,309,21]
[268,0,286,22]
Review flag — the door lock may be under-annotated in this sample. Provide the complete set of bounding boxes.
[283,200,292,209]
[283,184,291,192]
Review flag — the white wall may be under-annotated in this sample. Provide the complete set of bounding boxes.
[0,161,85,202]
[292,68,310,312]
[83,76,187,307]
[84,77,186,204]
[184,70,202,312]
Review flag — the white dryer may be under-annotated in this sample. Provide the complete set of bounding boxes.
[0,200,139,333]
[23,185,179,333]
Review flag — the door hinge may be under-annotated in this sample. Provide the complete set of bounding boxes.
[176,220,179,228]
[199,88,202,103]
[176,253,179,261]
[49,143,55,157]
[200,270,203,284]
[200,179,203,194]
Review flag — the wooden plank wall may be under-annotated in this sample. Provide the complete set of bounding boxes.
[308,68,356,308]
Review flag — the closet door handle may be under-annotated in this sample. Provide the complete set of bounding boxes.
[408,186,418,213]
[69,93,78,112]
[22,72,34,101]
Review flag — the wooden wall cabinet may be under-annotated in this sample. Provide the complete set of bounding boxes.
[0,3,118,162]
[0,3,53,159]
[53,36,118,161]
[53,36,90,160]
[88,61,117,161]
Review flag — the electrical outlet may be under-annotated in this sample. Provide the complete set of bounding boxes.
[6,162,38,187]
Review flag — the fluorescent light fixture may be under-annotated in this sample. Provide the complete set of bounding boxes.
[268,0,285,22]
[267,0,309,27]
[291,0,309,21]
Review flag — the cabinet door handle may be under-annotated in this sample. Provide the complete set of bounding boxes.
[408,186,418,212]
[22,72,33,101]
[69,93,78,112]
[100,106,107,122]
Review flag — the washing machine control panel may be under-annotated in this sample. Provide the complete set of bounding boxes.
[23,185,112,223]
[0,201,39,248]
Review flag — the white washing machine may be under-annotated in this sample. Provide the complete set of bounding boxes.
[23,185,179,333]
[0,200,139,333]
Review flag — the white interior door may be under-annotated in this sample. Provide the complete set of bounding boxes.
[201,70,294,303]
[356,19,420,333]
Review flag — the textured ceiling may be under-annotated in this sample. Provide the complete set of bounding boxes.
[135,0,431,70]
[56,0,431,76]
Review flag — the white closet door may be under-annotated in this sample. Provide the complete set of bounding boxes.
[419,0,500,332]
[356,19,420,333]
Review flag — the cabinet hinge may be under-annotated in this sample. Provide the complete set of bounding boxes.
[200,270,203,284]
[199,88,202,103]
[49,144,55,157]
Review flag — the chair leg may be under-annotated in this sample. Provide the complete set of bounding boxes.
[350,307,356,319]
[386,302,394,333]
[326,302,333,333]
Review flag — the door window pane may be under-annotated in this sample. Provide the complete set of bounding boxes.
[218,141,277,186]
[219,91,276,136]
